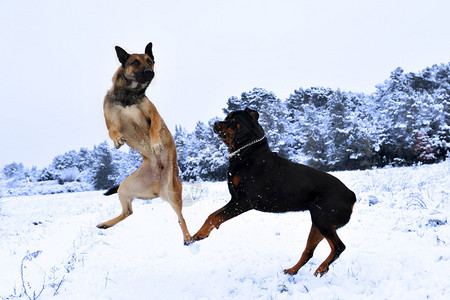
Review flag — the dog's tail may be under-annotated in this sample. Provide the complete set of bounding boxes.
[104,185,120,196]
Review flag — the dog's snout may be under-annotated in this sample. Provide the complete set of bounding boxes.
[213,122,223,134]
[136,68,154,84]
[144,68,154,78]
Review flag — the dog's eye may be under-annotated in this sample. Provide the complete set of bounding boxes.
[132,60,140,67]
[147,59,153,65]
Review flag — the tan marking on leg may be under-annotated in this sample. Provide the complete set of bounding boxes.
[284,225,324,275]
[314,229,345,277]
[193,207,226,240]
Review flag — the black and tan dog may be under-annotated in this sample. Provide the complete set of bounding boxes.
[97,43,193,245]
[193,108,356,276]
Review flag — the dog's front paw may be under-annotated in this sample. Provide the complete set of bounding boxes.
[151,142,164,155]
[314,265,329,277]
[193,232,209,241]
[114,136,126,149]
[184,237,194,246]
[283,267,299,276]
[97,222,110,229]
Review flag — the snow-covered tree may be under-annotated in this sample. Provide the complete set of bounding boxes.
[6,63,449,187]
[2,162,25,179]
[91,141,116,190]
[175,120,227,181]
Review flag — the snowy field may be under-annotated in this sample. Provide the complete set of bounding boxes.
[1,161,449,299]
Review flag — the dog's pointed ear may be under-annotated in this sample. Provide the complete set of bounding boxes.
[115,46,130,66]
[145,42,154,61]
[245,107,259,121]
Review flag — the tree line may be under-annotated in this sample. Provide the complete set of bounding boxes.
[2,63,449,191]
[1,142,142,194]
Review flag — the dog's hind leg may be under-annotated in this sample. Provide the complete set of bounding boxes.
[284,224,324,275]
[162,176,193,245]
[97,163,153,229]
[97,191,134,229]
[313,226,346,277]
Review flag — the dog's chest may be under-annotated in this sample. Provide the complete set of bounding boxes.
[118,105,149,131]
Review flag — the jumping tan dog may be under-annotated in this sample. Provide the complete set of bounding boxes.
[97,42,193,245]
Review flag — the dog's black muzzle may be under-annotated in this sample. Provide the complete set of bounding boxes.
[213,121,225,134]
[136,68,154,83]
[214,121,233,140]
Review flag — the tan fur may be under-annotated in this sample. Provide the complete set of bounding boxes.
[97,44,193,245]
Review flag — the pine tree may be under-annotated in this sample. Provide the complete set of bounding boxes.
[301,102,331,170]
[327,90,351,169]
[342,92,377,170]
[177,120,228,181]
[51,150,79,171]
[285,88,311,162]
[374,67,416,165]
[414,129,437,163]
[78,147,93,172]
[174,125,190,179]
[92,141,116,190]
[2,162,25,179]
[434,64,450,159]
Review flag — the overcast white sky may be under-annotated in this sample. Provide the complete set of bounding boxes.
[1,0,449,168]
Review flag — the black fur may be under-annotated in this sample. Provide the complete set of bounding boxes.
[115,46,131,66]
[104,185,120,196]
[194,108,356,275]
[214,108,355,238]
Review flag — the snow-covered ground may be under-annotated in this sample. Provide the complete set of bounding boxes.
[1,161,449,299]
